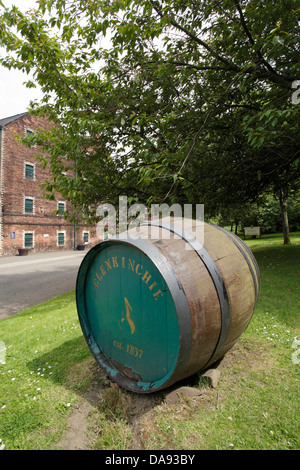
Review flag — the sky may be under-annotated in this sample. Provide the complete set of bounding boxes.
[0,0,43,119]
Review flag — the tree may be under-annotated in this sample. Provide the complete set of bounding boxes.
[0,0,299,242]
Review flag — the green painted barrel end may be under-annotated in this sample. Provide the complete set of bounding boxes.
[76,239,183,393]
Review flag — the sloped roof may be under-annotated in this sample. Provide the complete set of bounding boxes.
[0,112,29,129]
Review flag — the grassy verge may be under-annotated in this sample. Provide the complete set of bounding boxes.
[0,233,299,450]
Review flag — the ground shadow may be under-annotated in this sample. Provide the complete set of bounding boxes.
[27,336,164,421]
[26,333,215,430]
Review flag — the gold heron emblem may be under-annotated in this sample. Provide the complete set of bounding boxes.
[119,297,135,335]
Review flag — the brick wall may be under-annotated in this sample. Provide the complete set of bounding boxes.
[0,113,98,255]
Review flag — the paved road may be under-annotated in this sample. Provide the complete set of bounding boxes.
[0,250,87,320]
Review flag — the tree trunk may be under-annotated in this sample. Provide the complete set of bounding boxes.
[235,220,238,235]
[279,187,291,245]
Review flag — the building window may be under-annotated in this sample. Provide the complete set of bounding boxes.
[24,197,34,214]
[25,128,37,147]
[83,231,90,244]
[24,232,34,248]
[83,205,89,219]
[57,201,66,216]
[57,231,66,246]
[25,163,35,180]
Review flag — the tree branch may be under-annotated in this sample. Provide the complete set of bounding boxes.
[149,0,240,72]
[233,0,294,86]
[158,60,228,72]
[233,0,255,45]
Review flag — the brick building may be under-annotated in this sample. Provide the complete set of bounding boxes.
[0,112,98,256]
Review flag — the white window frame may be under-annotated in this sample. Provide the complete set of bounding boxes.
[24,196,35,215]
[83,231,90,244]
[25,127,35,135]
[25,128,37,147]
[57,201,66,217]
[23,231,35,249]
[57,230,66,247]
[24,162,36,181]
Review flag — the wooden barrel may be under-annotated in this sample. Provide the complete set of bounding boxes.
[76,218,260,393]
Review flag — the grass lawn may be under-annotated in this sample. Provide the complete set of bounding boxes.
[0,232,299,450]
